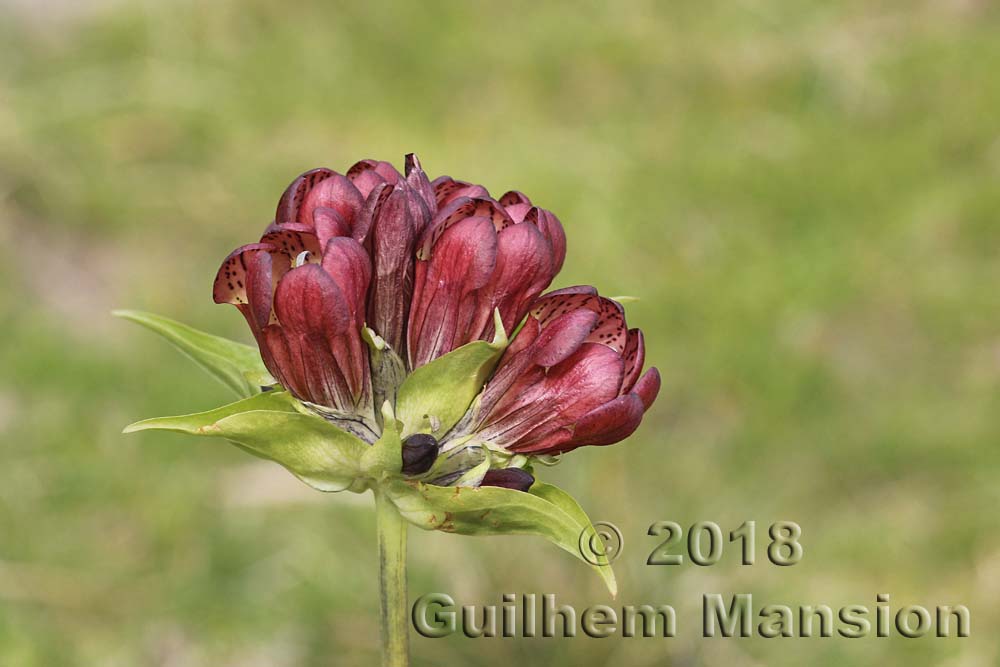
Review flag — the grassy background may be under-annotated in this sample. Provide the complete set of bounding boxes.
[2,1,999,665]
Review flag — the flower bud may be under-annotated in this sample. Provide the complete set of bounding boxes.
[401,433,440,475]
[480,468,535,492]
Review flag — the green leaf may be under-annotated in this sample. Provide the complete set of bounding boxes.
[384,479,617,596]
[360,402,403,479]
[114,310,272,398]
[395,310,507,438]
[528,482,617,595]
[122,390,298,432]
[124,391,368,492]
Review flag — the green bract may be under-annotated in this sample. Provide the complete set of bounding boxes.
[124,390,368,492]
[113,310,273,398]
[360,402,404,479]
[394,310,506,438]
[384,480,617,596]
[120,312,617,590]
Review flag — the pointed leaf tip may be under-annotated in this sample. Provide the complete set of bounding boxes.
[122,391,368,492]
[490,307,508,348]
[384,480,617,595]
[361,408,403,478]
[380,400,396,423]
[114,309,269,398]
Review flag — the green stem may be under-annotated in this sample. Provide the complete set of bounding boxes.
[375,488,409,667]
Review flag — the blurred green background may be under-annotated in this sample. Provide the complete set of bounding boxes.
[2,1,998,665]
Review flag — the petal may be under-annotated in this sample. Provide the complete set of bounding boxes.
[264,322,359,413]
[529,287,599,327]
[470,197,515,232]
[524,206,566,275]
[632,367,661,411]
[244,249,275,330]
[416,197,478,259]
[373,161,402,182]
[407,216,498,368]
[621,328,645,394]
[468,221,555,340]
[260,323,309,399]
[313,206,352,248]
[585,298,627,354]
[273,264,350,341]
[532,292,626,353]
[347,158,401,184]
[213,242,272,306]
[261,221,283,235]
[365,185,416,352]
[348,169,387,199]
[570,393,645,446]
[259,225,322,265]
[214,243,291,344]
[531,308,599,367]
[275,168,336,224]
[478,343,624,450]
[321,237,372,323]
[430,175,489,208]
[499,190,531,207]
[534,342,624,419]
[478,308,597,418]
[353,182,392,245]
[540,285,599,298]
[526,393,645,454]
[404,153,437,215]
[503,202,531,224]
[501,314,540,361]
[300,172,365,230]
[403,180,434,240]
[271,265,359,409]
[347,158,401,198]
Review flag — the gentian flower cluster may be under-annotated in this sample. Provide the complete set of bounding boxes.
[212,155,659,490]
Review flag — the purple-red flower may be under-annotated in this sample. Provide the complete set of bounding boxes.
[214,154,657,459]
[469,287,660,456]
